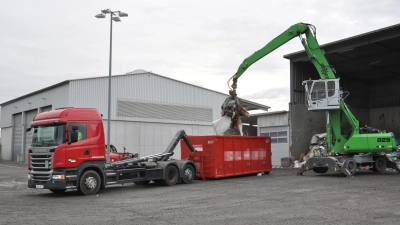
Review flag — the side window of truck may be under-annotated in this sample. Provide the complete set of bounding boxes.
[70,123,87,141]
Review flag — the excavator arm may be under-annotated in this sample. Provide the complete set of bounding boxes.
[228,23,336,97]
[226,22,393,155]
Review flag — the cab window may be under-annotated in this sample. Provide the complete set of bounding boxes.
[70,123,87,141]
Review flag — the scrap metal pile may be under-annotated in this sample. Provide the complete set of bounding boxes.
[213,76,249,136]
[213,96,249,136]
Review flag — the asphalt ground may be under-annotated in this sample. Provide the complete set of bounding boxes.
[1,160,399,225]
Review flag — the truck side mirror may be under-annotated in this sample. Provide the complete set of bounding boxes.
[26,127,32,132]
[72,125,79,131]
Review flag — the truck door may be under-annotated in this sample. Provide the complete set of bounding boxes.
[65,123,90,167]
[88,122,105,161]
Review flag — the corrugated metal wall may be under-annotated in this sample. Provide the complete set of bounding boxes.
[0,73,232,161]
[0,84,69,127]
[369,81,400,108]
[0,84,68,161]
[103,120,215,159]
[291,62,320,104]
[291,61,400,109]
[117,100,212,122]
[257,112,289,127]
[69,73,228,124]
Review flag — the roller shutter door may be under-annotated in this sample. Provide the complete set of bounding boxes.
[12,113,22,161]
[24,110,38,162]
[41,105,52,112]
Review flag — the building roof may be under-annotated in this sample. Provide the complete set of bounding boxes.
[284,23,400,84]
[1,71,270,111]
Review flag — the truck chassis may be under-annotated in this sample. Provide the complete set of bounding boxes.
[28,130,197,195]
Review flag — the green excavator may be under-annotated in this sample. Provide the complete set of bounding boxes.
[227,22,399,177]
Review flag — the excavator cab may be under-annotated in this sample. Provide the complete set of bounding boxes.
[303,78,342,111]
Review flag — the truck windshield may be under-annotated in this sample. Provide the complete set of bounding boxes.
[31,124,66,147]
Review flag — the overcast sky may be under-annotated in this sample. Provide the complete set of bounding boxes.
[0,0,399,112]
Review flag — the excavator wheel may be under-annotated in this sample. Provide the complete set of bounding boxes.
[373,156,387,173]
[344,159,357,175]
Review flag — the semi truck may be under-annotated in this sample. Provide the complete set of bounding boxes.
[226,22,399,177]
[27,108,197,195]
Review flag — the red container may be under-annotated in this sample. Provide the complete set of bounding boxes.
[181,136,272,179]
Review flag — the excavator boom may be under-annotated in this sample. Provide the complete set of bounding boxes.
[229,23,336,96]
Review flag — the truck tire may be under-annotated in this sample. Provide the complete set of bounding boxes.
[162,165,179,186]
[373,157,387,173]
[181,165,194,184]
[134,180,150,185]
[78,170,101,195]
[312,167,328,173]
[49,189,66,194]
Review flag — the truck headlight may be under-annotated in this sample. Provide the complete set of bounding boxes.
[28,174,31,180]
[52,175,65,180]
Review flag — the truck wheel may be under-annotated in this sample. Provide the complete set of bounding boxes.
[182,165,194,184]
[312,167,328,173]
[78,170,101,195]
[49,189,66,194]
[162,165,178,186]
[345,159,356,175]
[373,157,387,173]
[134,180,150,185]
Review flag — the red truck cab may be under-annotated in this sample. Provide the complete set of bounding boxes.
[28,108,106,191]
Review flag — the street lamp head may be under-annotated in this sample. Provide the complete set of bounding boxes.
[101,9,111,14]
[112,17,121,22]
[119,11,128,17]
[95,13,106,18]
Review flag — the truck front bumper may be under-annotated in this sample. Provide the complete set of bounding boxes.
[28,179,69,190]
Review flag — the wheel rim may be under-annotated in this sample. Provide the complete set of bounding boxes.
[348,161,355,170]
[184,167,193,180]
[85,176,97,190]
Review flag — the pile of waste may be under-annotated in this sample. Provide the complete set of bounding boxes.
[300,133,327,161]
[212,96,249,136]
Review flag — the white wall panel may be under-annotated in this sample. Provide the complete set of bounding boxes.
[0,127,12,160]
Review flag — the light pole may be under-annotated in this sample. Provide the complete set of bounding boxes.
[95,9,128,163]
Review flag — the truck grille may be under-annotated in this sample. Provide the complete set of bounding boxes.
[30,148,54,181]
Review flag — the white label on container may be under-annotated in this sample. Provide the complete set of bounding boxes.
[193,144,203,151]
